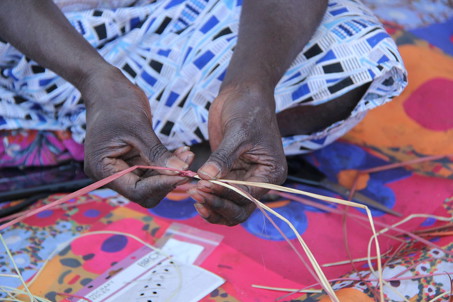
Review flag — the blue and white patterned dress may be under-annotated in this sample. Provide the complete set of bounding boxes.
[0,0,407,155]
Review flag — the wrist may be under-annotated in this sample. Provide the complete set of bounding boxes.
[216,82,277,118]
[219,80,276,107]
[220,60,279,96]
[77,64,124,108]
[71,57,112,88]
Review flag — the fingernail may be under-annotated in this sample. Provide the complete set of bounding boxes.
[194,203,209,218]
[180,146,190,152]
[188,189,205,204]
[199,163,221,179]
[182,152,194,165]
[167,156,188,171]
[198,181,213,192]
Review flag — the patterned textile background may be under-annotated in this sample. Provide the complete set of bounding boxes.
[1,180,452,301]
[0,0,407,154]
[343,0,453,179]
[1,0,453,301]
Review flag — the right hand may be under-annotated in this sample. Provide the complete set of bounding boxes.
[80,66,194,207]
[190,86,287,226]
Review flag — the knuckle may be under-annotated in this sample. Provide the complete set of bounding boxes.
[223,121,250,148]
[205,214,223,225]
[229,210,249,225]
[232,185,254,204]
[147,143,168,163]
[272,160,288,186]
[210,149,233,171]
[228,204,256,225]
[252,187,269,200]
[207,196,224,211]
[238,193,254,206]
[219,189,235,204]
[130,179,173,208]
[276,168,288,185]
[224,117,250,137]
[84,158,107,181]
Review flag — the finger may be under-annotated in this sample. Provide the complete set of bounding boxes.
[94,156,187,208]
[188,189,223,223]
[173,146,195,166]
[191,194,224,223]
[174,146,190,156]
[115,169,187,208]
[189,187,256,226]
[132,173,188,207]
[197,125,247,180]
[196,179,254,206]
[127,146,195,179]
[231,159,287,200]
[194,203,230,225]
[232,173,273,201]
[131,128,188,173]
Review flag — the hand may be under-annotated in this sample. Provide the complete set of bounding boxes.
[81,66,194,207]
[189,86,287,225]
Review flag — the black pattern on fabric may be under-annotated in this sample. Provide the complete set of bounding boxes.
[0,0,407,154]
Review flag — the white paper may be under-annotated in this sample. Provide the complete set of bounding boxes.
[76,249,224,302]
[161,238,204,265]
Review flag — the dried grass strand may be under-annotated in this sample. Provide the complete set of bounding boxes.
[210,180,339,301]
[250,284,322,294]
[212,178,384,301]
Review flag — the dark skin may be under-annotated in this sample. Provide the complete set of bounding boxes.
[0,0,362,226]
[0,0,194,207]
[190,0,329,225]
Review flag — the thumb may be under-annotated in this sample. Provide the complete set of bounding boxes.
[138,133,189,174]
[197,128,246,180]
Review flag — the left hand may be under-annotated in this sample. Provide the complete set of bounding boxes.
[82,66,194,208]
[188,86,287,225]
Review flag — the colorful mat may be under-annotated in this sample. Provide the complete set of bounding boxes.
[1,1,453,301]
[1,167,452,301]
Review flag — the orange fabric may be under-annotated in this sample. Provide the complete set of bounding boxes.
[344,45,453,177]
[318,288,375,302]
[337,170,370,190]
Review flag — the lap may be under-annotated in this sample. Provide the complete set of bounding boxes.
[0,0,407,154]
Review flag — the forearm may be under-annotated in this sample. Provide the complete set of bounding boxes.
[0,0,110,90]
[222,0,327,96]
